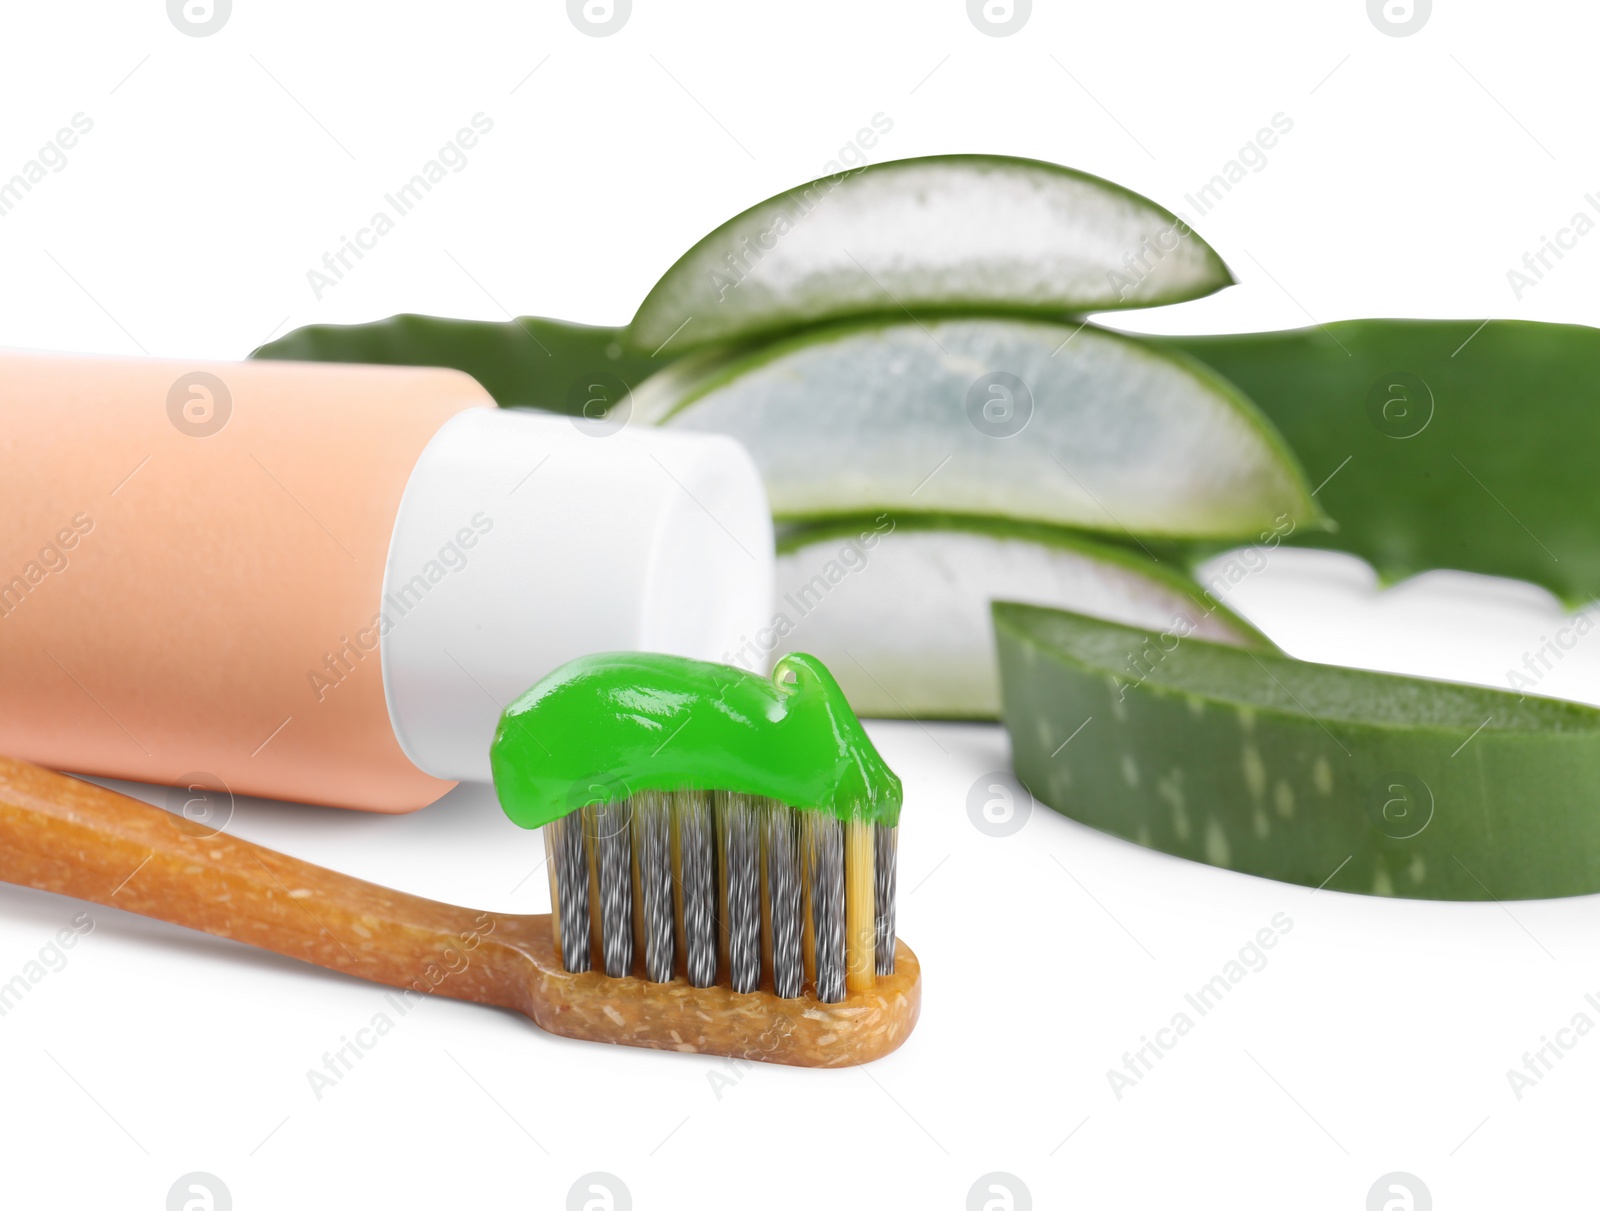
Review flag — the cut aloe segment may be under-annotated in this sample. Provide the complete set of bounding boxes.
[995,601,1600,901]
[1161,320,1600,605]
[252,314,669,415]
[629,155,1233,353]
[634,317,1322,539]
[763,518,1268,720]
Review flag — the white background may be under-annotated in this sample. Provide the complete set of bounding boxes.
[2,1,1599,1207]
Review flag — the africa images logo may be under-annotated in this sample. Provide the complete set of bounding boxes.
[1367,0,1430,37]
[568,0,631,37]
[167,0,230,37]
[968,0,1031,37]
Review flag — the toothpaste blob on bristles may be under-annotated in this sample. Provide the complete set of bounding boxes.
[489,651,901,829]
[489,651,902,1001]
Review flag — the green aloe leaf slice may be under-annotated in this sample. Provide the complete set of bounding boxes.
[994,600,1600,901]
[635,316,1322,539]
[1160,319,1600,605]
[763,517,1268,720]
[251,314,669,415]
[629,154,1233,354]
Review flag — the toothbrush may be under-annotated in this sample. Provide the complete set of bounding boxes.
[0,654,921,1067]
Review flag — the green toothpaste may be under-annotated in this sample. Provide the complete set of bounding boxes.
[490,651,902,827]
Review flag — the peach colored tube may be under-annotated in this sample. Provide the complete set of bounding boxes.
[0,352,492,812]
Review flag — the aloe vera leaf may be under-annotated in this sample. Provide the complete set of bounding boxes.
[764,517,1269,720]
[1160,319,1600,606]
[251,314,669,415]
[994,600,1600,901]
[635,316,1322,539]
[629,154,1233,354]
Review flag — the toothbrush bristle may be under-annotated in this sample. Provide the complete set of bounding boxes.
[874,823,897,976]
[595,799,633,978]
[676,789,717,988]
[635,792,674,983]
[718,792,761,994]
[805,812,846,1003]
[764,801,804,998]
[543,789,898,1002]
[546,812,591,973]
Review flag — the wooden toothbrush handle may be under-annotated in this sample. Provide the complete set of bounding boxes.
[0,757,541,1011]
[0,757,926,1066]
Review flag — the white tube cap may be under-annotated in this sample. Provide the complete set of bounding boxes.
[380,406,774,783]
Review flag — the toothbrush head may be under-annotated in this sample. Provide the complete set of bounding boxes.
[489,652,921,1066]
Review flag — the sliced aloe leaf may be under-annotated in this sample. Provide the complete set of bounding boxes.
[635,317,1322,539]
[251,314,669,416]
[629,155,1233,353]
[1160,319,1600,605]
[995,601,1600,901]
[762,518,1268,720]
